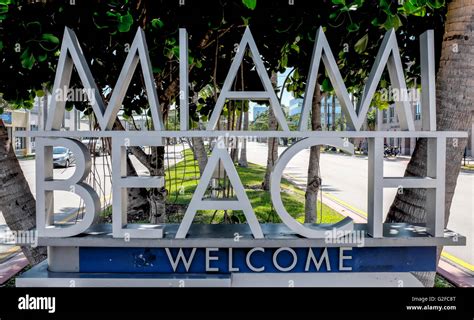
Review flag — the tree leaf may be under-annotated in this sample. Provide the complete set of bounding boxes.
[354,34,368,54]
[321,78,333,92]
[428,0,445,9]
[280,54,288,68]
[41,33,59,44]
[347,22,360,32]
[151,18,164,29]
[291,43,300,53]
[242,0,256,10]
[20,48,36,70]
[118,12,133,32]
[383,14,402,30]
[38,53,48,62]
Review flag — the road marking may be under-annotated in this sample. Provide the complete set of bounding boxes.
[321,191,474,273]
[0,246,21,261]
[441,251,474,272]
[322,192,368,218]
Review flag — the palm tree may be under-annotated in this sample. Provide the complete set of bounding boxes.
[385,0,474,287]
[0,120,46,265]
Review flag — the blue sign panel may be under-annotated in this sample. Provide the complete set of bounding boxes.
[0,111,12,124]
[79,247,437,273]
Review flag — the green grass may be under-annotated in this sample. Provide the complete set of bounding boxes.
[434,274,454,288]
[164,149,343,224]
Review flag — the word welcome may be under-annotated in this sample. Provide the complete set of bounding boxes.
[78,246,437,273]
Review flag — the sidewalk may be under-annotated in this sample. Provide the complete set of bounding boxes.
[310,180,474,287]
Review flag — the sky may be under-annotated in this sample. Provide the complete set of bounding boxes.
[249,68,296,121]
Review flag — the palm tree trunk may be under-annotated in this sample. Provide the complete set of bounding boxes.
[263,73,279,191]
[191,137,207,175]
[385,0,474,286]
[305,78,322,223]
[147,146,167,224]
[0,119,46,265]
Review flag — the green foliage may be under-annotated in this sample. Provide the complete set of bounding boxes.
[117,12,133,32]
[0,0,446,122]
[242,0,257,10]
[354,34,368,54]
[41,33,59,44]
[166,150,343,224]
[151,18,164,29]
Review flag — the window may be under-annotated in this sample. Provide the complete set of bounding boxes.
[30,124,38,143]
[389,107,395,123]
[15,127,26,150]
[383,110,388,124]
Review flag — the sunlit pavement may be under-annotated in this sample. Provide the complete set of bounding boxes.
[1,142,471,285]
[246,142,473,278]
[0,145,187,283]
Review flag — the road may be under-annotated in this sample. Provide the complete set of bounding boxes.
[246,142,474,268]
[0,145,186,279]
[0,141,472,280]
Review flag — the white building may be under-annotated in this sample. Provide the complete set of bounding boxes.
[377,102,473,157]
[1,95,90,156]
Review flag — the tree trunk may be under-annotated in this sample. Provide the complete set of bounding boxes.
[125,156,149,214]
[263,72,279,191]
[191,137,207,175]
[148,146,167,224]
[385,0,474,287]
[239,106,249,167]
[0,119,46,265]
[305,78,322,223]
[111,120,149,215]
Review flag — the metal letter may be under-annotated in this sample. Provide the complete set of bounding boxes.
[420,30,436,131]
[207,27,289,131]
[175,146,264,239]
[36,138,99,237]
[47,28,164,131]
[270,137,354,238]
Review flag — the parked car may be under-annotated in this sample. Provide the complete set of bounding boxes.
[52,147,75,168]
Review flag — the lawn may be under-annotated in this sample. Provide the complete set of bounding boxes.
[164,149,343,224]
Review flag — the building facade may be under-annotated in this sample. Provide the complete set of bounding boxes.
[1,95,90,156]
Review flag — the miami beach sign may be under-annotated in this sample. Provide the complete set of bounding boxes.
[16,26,466,287]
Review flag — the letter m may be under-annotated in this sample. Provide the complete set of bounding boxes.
[299,28,415,131]
[46,27,163,131]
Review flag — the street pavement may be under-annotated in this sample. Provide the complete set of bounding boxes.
[0,141,472,284]
[0,144,186,284]
[246,142,474,272]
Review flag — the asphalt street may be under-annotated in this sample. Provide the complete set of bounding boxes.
[246,142,473,268]
[0,142,472,276]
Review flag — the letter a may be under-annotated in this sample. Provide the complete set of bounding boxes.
[207,27,289,131]
[175,147,263,239]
